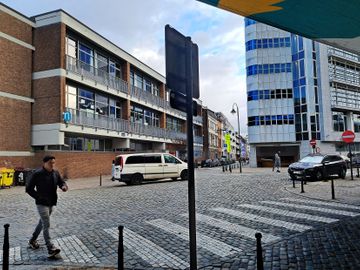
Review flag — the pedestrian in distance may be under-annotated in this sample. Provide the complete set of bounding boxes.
[274,152,281,173]
[26,155,68,258]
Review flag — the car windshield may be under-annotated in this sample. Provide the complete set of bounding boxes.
[299,156,323,163]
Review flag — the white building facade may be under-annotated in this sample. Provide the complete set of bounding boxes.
[245,18,360,167]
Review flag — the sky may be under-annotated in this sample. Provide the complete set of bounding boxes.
[2,0,247,133]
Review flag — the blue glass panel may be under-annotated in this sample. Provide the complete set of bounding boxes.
[264,90,270,99]
[300,60,305,77]
[299,51,305,59]
[285,37,291,47]
[253,90,259,100]
[274,38,279,48]
[292,54,298,62]
[300,77,306,85]
[257,39,262,48]
[286,63,292,72]
[268,39,273,48]
[280,38,285,47]
[255,116,260,126]
[263,39,268,48]
[299,37,304,51]
[281,63,286,72]
[275,64,280,73]
[263,64,269,74]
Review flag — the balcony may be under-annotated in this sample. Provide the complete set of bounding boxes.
[130,85,166,109]
[66,55,128,94]
[328,48,360,63]
[66,108,190,142]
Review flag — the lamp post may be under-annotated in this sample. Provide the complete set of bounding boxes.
[231,103,242,173]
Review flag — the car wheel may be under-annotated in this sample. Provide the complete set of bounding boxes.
[180,169,188,180]
[315,170,323,181]
[338,167,346,179]
[131,173,143,185]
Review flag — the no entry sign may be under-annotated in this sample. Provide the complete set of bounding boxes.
[310,139,316,146]
[342,130,355,144]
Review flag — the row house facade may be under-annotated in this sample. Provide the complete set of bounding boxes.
[0,4,203,178]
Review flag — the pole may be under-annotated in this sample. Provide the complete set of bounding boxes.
[236,105,242,173]
[349,144,354,180]
[118,225,124,270]
[255,233,264,270]
[185,37,197,270]
[331,179,335,200]
[3,224,10,270]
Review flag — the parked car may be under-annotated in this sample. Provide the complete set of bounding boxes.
[288,154,347,181]
[113,153,188,185]
[201,159,213,167]
[349,153,360,168]
[340,155,351,169]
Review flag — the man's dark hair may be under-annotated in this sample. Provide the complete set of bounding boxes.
[43,155,55,163]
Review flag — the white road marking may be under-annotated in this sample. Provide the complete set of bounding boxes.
[262,201,360,217]
[281,197,360,210]
[186,213,280,243]
[104,227,188,269]
[53,235,99,264]
[239,204,338,223]
[147,219,241,257]
[0,246,21,263]
[212,207,312,232]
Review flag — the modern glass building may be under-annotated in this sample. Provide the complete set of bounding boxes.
[245,18,360,167]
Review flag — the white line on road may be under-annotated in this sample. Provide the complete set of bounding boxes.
[147,219,241,257]
[281,198,360,211]
[182,213,280,243]
[0,246,21,263]
[53,235,99,264]
[239,204,338,223]
[104,227,188,269]
[262,201,360,217]
[212,207,312,232]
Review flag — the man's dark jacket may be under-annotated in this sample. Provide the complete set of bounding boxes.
[26,167,66,206]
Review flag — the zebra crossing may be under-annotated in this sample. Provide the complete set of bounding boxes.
[2,197,360,268]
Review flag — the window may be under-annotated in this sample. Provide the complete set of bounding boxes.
[66,85,77,109]
[164,155,180,164]
[126,156,144,164]
[95,94,108,115]
[66,37,77,58]
[144,155,161,163]
[354,114,360,132]
[79,89,95,111]
[333,111,347,131]
[79,43,93,66]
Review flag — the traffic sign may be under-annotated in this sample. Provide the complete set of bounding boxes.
[310,139,316,146]
[342,130,355,144]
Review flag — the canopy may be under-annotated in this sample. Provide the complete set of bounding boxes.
[197,0,360,55]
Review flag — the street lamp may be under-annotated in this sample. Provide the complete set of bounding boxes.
[231,103,242,173]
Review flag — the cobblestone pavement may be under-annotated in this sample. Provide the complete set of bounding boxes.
[1,167,360,269]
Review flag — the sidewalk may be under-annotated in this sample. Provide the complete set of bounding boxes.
[285,175,360,204]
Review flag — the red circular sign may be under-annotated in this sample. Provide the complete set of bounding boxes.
[342,130,355,143]
[310,139,316,146]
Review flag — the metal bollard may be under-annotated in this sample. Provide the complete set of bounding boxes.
[222,165,225,172]
[357,167,359,178]
[229,164,232,173]
[292,178,296,188]
[3,224,10,270]
[118,225,124,270]
[99,174,102,186]
[255,233,264,270]
[301,175,305,193]
[331,179,335,199]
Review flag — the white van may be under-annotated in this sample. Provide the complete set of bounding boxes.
[113,153,188,185]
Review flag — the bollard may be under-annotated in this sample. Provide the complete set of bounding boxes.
[301,175,305,193]
[292,178,296,188]
[357,167,359,178]
[222,165,225,172]
[3,224,10,270]
[255,233,264,270]
[331,179,335,199]
[118,225,124,270]
[229,164,232,173]
[99,174,102,186]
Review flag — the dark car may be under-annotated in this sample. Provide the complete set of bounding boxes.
[288,154,347,181]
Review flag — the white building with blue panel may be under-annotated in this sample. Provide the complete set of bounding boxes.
[245,18,360,167]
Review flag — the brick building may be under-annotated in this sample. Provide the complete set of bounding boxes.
[0,4,203,178]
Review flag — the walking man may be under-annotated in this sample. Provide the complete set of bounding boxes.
[26,155,68,257]
[274,152,281,173]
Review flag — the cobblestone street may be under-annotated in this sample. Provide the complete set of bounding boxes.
[1,167,360,269]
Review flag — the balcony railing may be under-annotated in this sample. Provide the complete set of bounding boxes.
[66,108,190,142]
[66,55,128,94]
[328,48,360,63]
[65,55,202,125]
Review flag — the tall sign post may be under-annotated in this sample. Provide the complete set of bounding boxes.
[165,25,199,270]
[342,130,356,180]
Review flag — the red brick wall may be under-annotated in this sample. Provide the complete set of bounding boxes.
[32,77,64,124]
[33,23,65,72]
[0,151,124,179]
[0,10,32,44]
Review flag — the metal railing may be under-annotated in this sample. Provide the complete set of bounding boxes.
[65,55,203,125]
[328,48,360,63]
[66,108,189,142]
[66,55,129,94]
